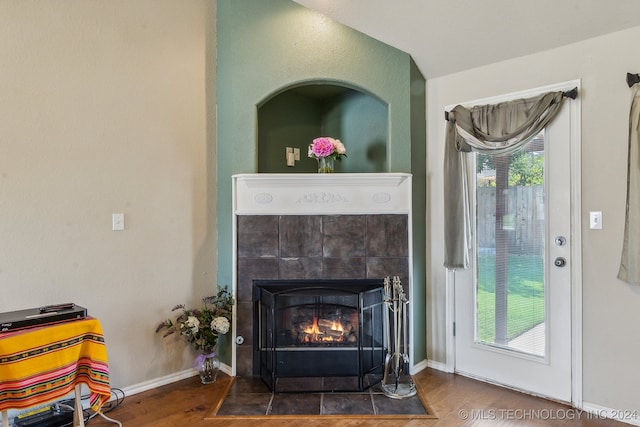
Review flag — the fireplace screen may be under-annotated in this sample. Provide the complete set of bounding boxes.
[255,279,386,393]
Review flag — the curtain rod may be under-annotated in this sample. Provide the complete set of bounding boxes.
[444,88,578,121]
[627,72,640,88]
[563,87,578,99]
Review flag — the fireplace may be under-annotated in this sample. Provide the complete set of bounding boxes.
[255,279,385,393]
[232,173,413,379]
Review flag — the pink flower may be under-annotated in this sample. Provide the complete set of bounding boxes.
[309,137,335,158]
[308,136,346,161]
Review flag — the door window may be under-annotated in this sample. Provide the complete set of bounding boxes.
[475,133,545,357]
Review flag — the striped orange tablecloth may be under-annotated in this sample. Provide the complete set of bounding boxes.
[0,317,110,412]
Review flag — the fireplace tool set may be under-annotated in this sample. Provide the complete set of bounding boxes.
[381,275,416,398]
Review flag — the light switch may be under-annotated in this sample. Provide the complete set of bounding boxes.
[286,147,295,166]
[112,213,125,231]
[589,211,602,230]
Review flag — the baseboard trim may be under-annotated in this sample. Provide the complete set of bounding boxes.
[116,362,232,399]
[411,358,428,374]
[426,359,453,373]
[581,402,640,426]
[119,369,196,397]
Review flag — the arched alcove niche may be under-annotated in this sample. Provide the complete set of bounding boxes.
[257,82,388,173]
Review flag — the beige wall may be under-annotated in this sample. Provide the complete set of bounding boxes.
[0,0,216,388]
[427,26,640,413]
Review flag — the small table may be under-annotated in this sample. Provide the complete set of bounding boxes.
[0,317,111,427]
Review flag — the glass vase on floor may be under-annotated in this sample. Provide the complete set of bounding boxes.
[196,347,220,384]
[317,157,334,173]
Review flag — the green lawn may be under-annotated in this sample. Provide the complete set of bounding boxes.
[476,254,545,343]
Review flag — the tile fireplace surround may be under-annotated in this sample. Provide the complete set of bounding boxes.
[232,173,413,377]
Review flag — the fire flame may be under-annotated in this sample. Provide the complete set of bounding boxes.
[301,317,345,343]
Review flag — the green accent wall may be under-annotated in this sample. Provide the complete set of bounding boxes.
[410,58,427,365]
[216,0,427,363]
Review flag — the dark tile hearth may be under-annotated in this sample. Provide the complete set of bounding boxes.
[236,214,410,377]
[215,376,430,417]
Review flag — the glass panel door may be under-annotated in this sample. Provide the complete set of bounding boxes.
[454,85,576,402]
[476,134,545,357]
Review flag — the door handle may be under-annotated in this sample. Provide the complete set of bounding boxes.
[554,257,567,268]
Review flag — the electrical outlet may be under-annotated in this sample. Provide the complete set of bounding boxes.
[286,147,295,166]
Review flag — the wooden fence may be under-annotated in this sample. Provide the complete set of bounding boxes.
[477,185,545,256]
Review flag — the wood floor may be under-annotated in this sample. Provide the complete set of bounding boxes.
[88,369,625,426]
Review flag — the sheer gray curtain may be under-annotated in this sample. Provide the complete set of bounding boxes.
[444,91,568,269]
[618,84,640,284]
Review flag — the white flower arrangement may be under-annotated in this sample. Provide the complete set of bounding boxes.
[156,288,234,354]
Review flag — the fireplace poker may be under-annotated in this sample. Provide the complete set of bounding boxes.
[395,277,402,389]
[383,277,392,387]
[381,275,416,398]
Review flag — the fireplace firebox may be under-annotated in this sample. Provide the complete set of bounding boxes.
[254,279,386,393]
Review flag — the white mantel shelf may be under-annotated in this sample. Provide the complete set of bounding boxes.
[232,173,412,215]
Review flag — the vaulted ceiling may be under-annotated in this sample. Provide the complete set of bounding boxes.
[293,0,640,78]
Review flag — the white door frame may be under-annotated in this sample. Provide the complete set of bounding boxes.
[443,80,583,408]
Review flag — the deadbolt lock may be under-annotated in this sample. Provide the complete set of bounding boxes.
[554,257,567,267]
